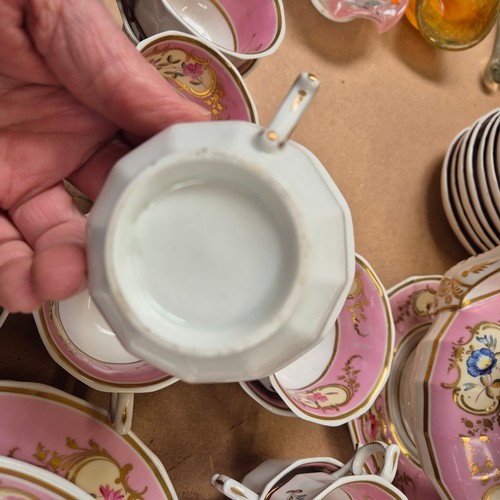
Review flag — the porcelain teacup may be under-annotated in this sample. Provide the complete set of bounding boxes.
[117,0,285,75]
[410,246,500,499]
[212,441,406,499]
[87,73,355,383]
[33,288,178,435]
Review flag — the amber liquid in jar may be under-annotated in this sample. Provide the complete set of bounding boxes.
[405,0,499,49]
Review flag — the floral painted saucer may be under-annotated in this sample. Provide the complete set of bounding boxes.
[270,253,394,426]
[348,275,442,499]
[137,31,258,123]
[0,455,93,499]
[0,381,177,499]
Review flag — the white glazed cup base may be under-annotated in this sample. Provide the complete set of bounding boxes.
[107,152,307,357]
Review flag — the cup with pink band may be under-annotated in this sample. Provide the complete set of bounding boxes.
[212,441,406,499]
[118,0,285,75]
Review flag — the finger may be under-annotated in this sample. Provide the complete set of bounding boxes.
[9,183,88,306]
[0,212,39,312]
[11,183,86,249]
[68,139,131,201]
[28,0,210,137]
[0,1,56,84]
[32,242,86,302]
[0,255,40,312]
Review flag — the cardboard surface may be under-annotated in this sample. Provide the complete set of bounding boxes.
[1,1,499,498]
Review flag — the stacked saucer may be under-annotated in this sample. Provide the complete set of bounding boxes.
[441,108,500,254]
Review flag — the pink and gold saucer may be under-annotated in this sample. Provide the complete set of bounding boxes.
[0,381,177,499]
[138,31,258,123]
[270,253,394,426]
[348,275,442,499]
[34,290,178,392]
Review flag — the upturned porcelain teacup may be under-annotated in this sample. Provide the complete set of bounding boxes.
[117,0,285,74]
[410,246,500,500]
[33,288,178,435]
[87,73,355,383]
[212,441,406,499]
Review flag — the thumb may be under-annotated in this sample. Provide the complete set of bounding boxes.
[27,0,210,137]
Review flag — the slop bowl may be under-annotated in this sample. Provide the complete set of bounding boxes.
[410,245,500,500]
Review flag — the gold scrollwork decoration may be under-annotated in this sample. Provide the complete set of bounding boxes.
[346,271,370,337]
[394,286,436,325]
[145,46,227,119]
[11,438,148,499]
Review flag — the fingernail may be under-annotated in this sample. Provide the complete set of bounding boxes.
[185,99,213,117]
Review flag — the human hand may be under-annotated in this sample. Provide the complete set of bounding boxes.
[0,0,209,312]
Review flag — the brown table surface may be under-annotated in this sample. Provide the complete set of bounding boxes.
[2,1,498,498]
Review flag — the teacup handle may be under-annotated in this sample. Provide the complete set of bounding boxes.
[256,72,320,153]
[211,474,259,500]
[109,392,134,435]
[351,441,400,483]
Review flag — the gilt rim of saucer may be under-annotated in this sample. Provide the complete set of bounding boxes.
[0,380,176,499]
[271,254,394,424]
[348,275,442,471]
[34,304,177,391]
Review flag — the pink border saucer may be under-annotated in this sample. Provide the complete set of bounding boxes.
[270,253,394,426]
[0,381,176,499]
[138,32,258,123]
[348,275,442,500]
[34,302,178,391]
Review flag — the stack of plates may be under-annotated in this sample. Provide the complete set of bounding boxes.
[441,108,500,254]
